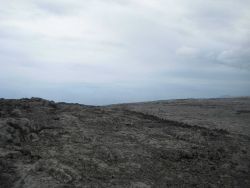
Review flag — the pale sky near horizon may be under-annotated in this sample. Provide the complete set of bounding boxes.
[0,0,250,105]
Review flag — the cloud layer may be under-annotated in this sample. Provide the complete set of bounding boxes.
[0,0,250,104]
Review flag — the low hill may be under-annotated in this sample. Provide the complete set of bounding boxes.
[110,97,250,136]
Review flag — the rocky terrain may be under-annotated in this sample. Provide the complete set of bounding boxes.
[0,97,250,187]
[111,97,250,136]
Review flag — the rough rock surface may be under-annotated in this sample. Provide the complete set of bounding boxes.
[0,97,249,188]
[111,97,250,136]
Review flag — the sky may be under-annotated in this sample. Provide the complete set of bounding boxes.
[0,0,250,105]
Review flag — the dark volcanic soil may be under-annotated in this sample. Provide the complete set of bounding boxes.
[0,98,249,188]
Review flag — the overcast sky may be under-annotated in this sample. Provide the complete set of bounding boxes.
[0,0,250,105]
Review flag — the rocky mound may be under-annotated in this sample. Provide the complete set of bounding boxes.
[0,98,249,187]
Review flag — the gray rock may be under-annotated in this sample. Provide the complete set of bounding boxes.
[0,98,249,188]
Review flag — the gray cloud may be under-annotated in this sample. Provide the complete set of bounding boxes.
[0,0,249,104]
[217,47,250,69]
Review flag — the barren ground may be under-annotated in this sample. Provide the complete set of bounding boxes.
[111,97,250,136]
[0,98,249,188]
